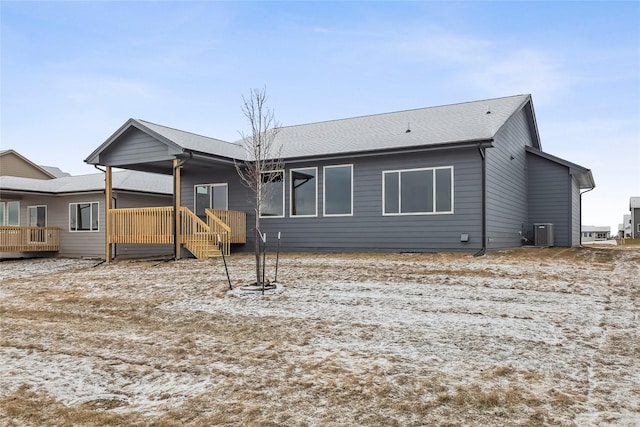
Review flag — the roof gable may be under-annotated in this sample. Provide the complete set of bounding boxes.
[526,146,595,189]
[0,149,57,179]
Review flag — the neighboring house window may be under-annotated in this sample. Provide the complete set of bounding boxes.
[69,202,99,231]
[637,224,640,233]
[28,206,47,227]
[194,183,228,217]
[291,167,317,217]
[2,201,20,225]
[260,171,285,218]
[383,166,454,215]
[324,164,353,216]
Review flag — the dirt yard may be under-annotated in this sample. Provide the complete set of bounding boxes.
[1,246,639,426]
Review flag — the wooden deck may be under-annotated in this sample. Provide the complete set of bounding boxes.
[0,226,60,252]
[107,207,246,259]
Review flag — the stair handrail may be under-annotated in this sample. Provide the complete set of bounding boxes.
[205,209,231,256]
[180,207,213,259]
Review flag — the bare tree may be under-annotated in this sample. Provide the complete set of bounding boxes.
[236,87,284,287]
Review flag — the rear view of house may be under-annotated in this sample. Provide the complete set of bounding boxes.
[84,94,595,261]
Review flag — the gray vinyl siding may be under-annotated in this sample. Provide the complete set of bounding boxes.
[1,191,172,259]
[100,128,177,166]
[526,153,572,247]
[485,108,532,250]
[571,177,581,246]
[179,149,483,253]
[1,192,106,258]
[632,208,640,238]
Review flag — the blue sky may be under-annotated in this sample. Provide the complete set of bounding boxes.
[1,1,639,232]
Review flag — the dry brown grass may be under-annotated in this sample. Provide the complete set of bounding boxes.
[1,247,638,426]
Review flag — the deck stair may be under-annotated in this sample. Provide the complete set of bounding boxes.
[180,207,231,260]
[107,206,245,260]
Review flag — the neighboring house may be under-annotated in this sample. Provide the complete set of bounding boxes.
[620,214,632,238]
[0,157,173,259]
[85,94,595,261]
[581,225,610,242]
[0,149,58,179]
[631,197,640,239]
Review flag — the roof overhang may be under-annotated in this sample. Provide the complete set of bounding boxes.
[525,146,595,189]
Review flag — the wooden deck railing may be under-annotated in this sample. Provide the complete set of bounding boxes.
[106,206,246,258]
[108,207,173,244]
[210,209,246,243]
[205,209,232,256]
[0,226,60,252]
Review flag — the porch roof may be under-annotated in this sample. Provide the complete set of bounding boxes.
[525,146,595,190]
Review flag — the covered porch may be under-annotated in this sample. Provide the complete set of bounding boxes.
[84,118,252,262]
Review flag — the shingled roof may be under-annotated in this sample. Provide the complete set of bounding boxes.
[270,94,533,159]
[0,170,172,195]
[86,94,536,165]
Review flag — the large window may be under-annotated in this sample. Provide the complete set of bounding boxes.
[69,202,99,231]
[260,171,284,217]
[383,166,453,215]
[324,164,353,216]
[1,201,20,225]
[194,183,228,217]
[290,167,317,217]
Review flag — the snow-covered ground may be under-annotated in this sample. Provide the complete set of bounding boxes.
[1,247,639,426]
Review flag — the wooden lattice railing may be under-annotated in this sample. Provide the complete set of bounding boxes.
[108,207,173,244]
[0,226,60,252]
[211,209,247,244]
[106,206,246,258]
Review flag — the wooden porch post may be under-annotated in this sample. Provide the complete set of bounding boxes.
[174,159,181,259]
[105,166,112,263]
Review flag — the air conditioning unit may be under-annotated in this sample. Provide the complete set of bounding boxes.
[534,223,554,247]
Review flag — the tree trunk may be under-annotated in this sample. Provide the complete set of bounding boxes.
[255,200,261,286]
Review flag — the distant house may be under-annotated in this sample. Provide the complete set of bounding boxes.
[0,149,59,180]
[85,94,595,261]
[0,150,173,259]
[631,197,640,239]
[581,225,610,242]
[619,214,632,238]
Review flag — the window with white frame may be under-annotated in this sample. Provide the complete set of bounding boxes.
[1,201,20,225]
[324,164,353,216]
[260,170,285,217]
[383,166,453,215]
[69,202,99,231]
[291,167,317,217]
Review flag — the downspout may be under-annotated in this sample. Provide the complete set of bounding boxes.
[579,186,595,246]
[173,153,192,260]
[474,144,487,257]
